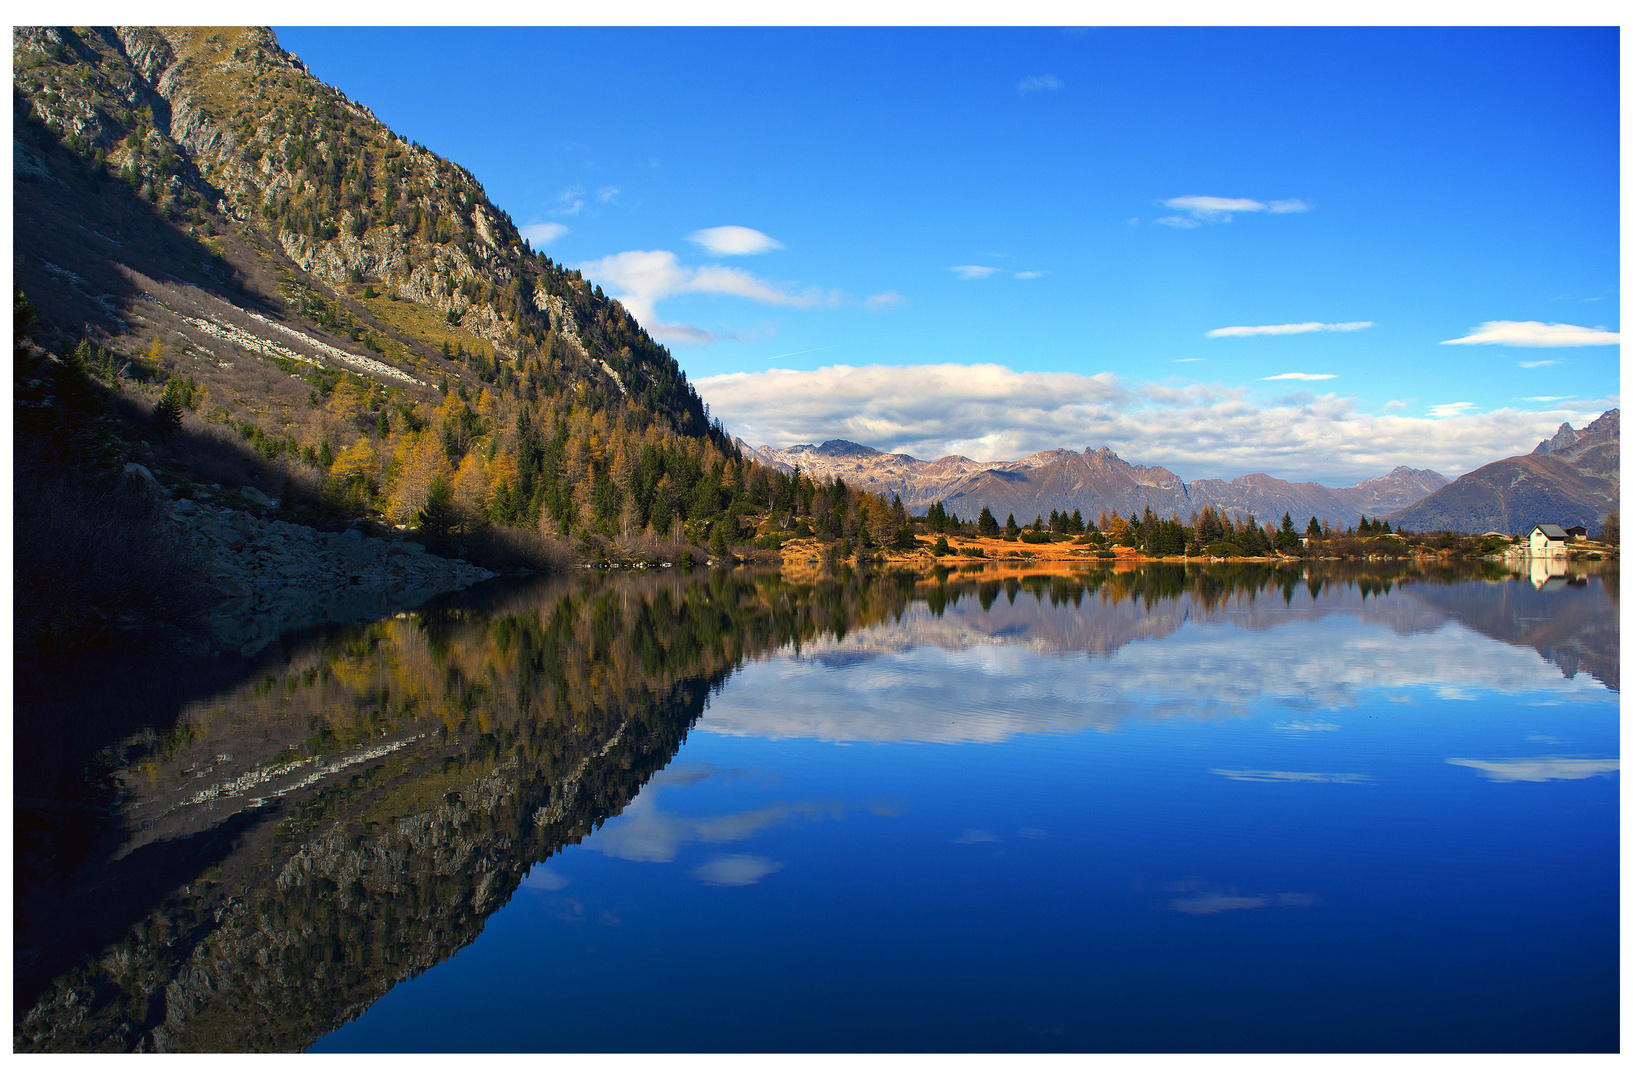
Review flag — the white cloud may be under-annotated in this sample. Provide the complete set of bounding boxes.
[1381,399,1412,411]
[1166,196,1267,216]
[696,361,1616,481]
[578,248,837,347]
[554,186,585,215]
[1017,74,1064,93]
[596,186,619,203]
[1443,321,1620,347]
[1428,402,1476,418]
[1262,372,1337,382]
[1169,357,1205,363]
[1519,359,1565,368]
[1208,321,1372,338]
[865,290,906,310]
[1156,195,1311,227]
[692,855,784,886]
[1446,757,1619,782]
[521,222,569,248]
[688,225,784,256]
[950,266,1044,281]
[1520,395,1570,402]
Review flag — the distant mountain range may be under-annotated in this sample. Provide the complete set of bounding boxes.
[739,439,1450,529]
[1394,409,1619,535]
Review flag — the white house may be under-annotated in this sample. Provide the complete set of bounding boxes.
[1528,523,1568,554]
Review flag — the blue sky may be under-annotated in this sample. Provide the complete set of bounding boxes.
[278,26,1619,483]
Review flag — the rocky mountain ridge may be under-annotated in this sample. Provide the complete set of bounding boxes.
[1394,409,1619,535]
[14,25,709,436]
[741,438,1449,528]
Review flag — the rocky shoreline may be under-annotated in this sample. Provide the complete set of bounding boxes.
[145,471,496,655]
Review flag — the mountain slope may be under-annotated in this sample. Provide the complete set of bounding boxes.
[15,25,712,441]
[1393,409,1619,535]
[16,24,773,576]
[744,439,1448,528]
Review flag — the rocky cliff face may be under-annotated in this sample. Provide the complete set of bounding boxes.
[743,439,1447,528]
[13,26,702,429]
[1395,409,1619,535]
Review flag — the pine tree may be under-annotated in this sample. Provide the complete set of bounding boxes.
[1307,516,1322,538]
[150,376,191,440]
[418,475,459,537]
[1276,512,1300,553]
[978,506,999,537]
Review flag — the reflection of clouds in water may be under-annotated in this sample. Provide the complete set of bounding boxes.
[520,867,569,891]
[1446,756,1619,782]
[954,829,1000,844]
[693,855,784,887]
[701,615,1601,745]
[1167,892,1317,915]
[651,763,772,789]
[1163,879,1317,915]
[1271,719,1341,735]
[584,785,843,864]
[1212,769,1372,784]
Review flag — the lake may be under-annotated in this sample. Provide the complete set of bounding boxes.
[14,561,1619,1052]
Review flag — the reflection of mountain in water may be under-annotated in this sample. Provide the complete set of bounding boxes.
[1409,570,1618,691]
[806,563,1617,692]
[14,561,1616,1051]
[15,570,919,1052]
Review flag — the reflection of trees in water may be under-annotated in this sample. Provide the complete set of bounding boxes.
[15,569,922,1052]
[14,561,1614,1051]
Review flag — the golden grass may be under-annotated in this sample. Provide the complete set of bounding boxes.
[355,290,495,361]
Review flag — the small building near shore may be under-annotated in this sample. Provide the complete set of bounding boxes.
[1565,525,1589,540]
[1528,523,1568,554]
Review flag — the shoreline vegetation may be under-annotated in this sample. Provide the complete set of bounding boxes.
[14,297,1616,666]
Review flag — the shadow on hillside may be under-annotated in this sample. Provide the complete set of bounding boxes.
[11,98,287,351]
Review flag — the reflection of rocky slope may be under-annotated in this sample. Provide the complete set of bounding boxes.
[743,440,1445,528]
[1395,410,1619,535]
[15,570,918,1052]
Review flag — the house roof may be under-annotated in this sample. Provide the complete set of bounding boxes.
[1565,525,1588,534]
[1531,524,1568,540]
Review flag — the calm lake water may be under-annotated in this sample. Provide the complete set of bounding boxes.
[14,561,1619,1052]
